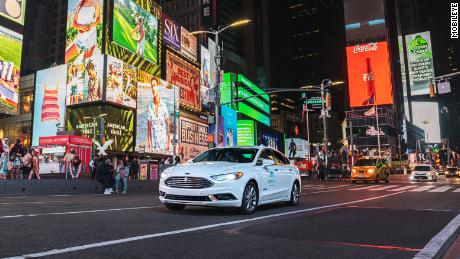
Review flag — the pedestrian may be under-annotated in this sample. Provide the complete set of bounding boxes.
[69,155,82,179]
[0,138,9,180]
[123,155,130,180]
[96,159,114,194]
[288,139,297,159]
[318,162,326,181]
[174,156,181,165]
[22,149,33,180]
[28,150,40,180]
[63,150,76,178]
[89,155,99,179]
[130,157,139,180]
[115,160,124,193]
[9,139,24,180]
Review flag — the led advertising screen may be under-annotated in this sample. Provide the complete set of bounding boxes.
[65,0,103,64]
[0,0,26,25]
[32,65,67,147]
[285,138,309,159]
[0,25,21,115]
[237,120,255,146]
[136,71,179,155]
[346,41,393,108]
[180,26,197,62]
[208,38,217,91]
[166,51,201,110]
[178,116,208,161]
[200,45,211,108]
[106,55,137,108]
[162,13,180,51]
[66,53,103,105]
[221,106,237,147]
[66,105,134,152]
[411,101,441,143]
[405,31,436,96]
[112,0,158,65]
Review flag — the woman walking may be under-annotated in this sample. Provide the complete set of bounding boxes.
[69,156,82,179]
[28,150,40,180]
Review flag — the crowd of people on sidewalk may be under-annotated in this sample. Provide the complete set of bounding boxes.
[1,138,41,180]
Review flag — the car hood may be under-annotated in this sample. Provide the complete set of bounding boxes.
[167,161,251,177]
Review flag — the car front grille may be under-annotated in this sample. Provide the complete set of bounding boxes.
[164,194,211,202]
[165,177,214,189]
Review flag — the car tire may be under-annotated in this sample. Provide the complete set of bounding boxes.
[239,182,258,215]
[164,203,186,211]
[287,181,300,206]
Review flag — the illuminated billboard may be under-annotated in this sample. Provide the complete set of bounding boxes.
[200,45,211,107]
[136,71,179,155]
[0,25,22,115]
[162,14,180,51]
[112,0,158,65]
[65,0,103,64]
[32,65,67,146]
[237,120,255,146]
[106,55,137,108]
[0,0,26,25]
[178,116,208,161]
[411,101,441,143]
[222,106,237,147]
[180,26,197,61]
[405,31,436,96]
[346,41,393,108]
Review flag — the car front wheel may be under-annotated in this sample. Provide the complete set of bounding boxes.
[240,182,258,215]
[287,181,300,206]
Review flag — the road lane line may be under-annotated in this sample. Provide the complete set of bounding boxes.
[349,185,380,191]
[6,191,409,258]
[0,206,162,219]
[369,185,399,191]
[429,186,453,193]
[414,212,460,259]
[409,186,437,192]
[387,186,417,192]
[0,201,65,205]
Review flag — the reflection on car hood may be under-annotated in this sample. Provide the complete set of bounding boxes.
[168,161,250,177]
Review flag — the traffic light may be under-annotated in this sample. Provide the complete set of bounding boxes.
[325,93,331,110]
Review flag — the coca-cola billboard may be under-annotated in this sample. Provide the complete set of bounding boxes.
[346,41,393,108]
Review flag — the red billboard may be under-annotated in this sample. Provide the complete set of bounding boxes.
[166,51,201,110]
[346,41,393,108]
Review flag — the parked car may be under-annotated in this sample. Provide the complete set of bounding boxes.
[445,166,460,178]
[326,159,345,179]
[351,157,390,184]
[159,146,301,214]
[410,164,437,182]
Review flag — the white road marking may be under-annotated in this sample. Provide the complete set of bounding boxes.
[48,195,71,197]
[409,186,437,192]
[6,191,409,258]
[369,185,399,191]
[428,186,453,193]
[0,206,162,219]
[454,188,460,192]
[349,185,380,191]
[387,186,417,192]
[0,201,65,205]
[414,212,460,259]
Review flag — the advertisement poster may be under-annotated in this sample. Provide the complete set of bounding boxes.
[0,0,26,25]
[32,65,67,146]
[237,120,255,146]
[180,26,197,61]
[136,71,179,155]
[66,53,103,105]
[208,38,216,91]
[112,0,158,65]
[162,14,180,51]
[0,25,22,114]
[200,45,211,108]
[166,51,201,110]
[66,105,134,152]
[139,162,147,180]
[411,101,441,143]
[106,55,137,108]
[65,0,103,64]
[346,41,393,107]
[398,35,410,121]
[149,163,158,180]
[178,116,208,162]
[285,138,309,159]
[221,106,237,147]
[405,31,436,96]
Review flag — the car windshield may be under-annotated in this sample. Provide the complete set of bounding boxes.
[355,159,377,166]
[193,148,258,163]
[414,166,431,171]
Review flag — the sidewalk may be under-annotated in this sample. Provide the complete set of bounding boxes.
[444,233,460,259]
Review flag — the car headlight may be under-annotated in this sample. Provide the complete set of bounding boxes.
[367,169,374,173]
[160,169,172,179]
[352,169,357,173]
[211,172,244,181]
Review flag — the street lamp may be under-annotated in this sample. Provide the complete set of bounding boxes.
[191,19,251,146]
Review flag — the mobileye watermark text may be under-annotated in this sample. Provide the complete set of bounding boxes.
[452,3,459,38]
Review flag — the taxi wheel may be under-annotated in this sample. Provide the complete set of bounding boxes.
[287,181,300,206]
[164,203,186,211]
[239,182,258,215]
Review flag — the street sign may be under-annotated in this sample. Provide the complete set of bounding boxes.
[306,96,323,110]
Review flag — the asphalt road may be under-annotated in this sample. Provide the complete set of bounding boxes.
[1,175,460,259]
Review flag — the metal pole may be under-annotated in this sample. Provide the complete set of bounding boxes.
[306,108,311,160]
[349,120,354,166]
[172,88,177,157]
[214,31,220,147]
[375,105,381,155]
[320,82,328,165]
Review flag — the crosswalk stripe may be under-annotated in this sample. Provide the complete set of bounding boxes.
[370,185,399,191]
[387,186,417,192]
[429,186,453,192]
[349,186,380,191]
[453,188,460,192]
[409,186,437,192]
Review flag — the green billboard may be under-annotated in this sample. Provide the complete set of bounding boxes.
[237,120,255,146]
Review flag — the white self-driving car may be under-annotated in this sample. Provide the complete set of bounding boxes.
[410,164,437,182]
[159,146,301,214]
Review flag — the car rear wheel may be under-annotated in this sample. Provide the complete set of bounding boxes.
[239,182,258,215]
[164,203,186,211]
[287,181,300,206]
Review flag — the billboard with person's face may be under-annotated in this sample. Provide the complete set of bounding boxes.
[106,55,137,108]
[65,0,103,64]
[222,106,237,147]
[112,0,158,65]
[136,71,179,155]
[346,41,393,107]
[32,65,67,146]
[0,25,22,114]
[0,0,26,25]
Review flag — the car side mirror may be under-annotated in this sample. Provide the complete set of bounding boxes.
[262,159,275,167]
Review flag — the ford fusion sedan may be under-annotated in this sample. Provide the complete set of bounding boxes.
[410,164,437,182]
[159,146,301,214]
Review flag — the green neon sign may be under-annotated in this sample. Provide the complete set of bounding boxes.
[238,74,269,101]
[237,120,255,146]
[238,87,270,114]
[238,102,270,126]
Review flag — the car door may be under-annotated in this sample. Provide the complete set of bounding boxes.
[257,149,281,202]
[273,150,294,198]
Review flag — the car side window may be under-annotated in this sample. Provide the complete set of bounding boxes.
[273,150,290,165]
[259,149,276,162]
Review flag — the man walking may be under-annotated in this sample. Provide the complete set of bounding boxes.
[288,139,297,159]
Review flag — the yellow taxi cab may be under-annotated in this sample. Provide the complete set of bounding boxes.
[351,156,390,184]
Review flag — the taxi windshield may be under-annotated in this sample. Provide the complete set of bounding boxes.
[355,159,377,166]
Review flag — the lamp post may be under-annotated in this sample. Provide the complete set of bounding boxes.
[191,19,251,147]
[320,79,331,165]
